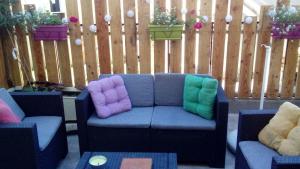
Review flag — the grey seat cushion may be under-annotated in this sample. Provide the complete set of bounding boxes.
[100,74,154,107]
[239,141,280,169]
[0,88,25,120]
[151,106,216,130]
[22,116,62,151]
[88,107,153,128]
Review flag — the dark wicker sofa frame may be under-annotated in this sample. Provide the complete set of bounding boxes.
[0,92,68,169]
[76,76,228,168]
[235,109,300,169]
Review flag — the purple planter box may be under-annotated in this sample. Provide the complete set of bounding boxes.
[33,25,68,41]
[271,23,300,39]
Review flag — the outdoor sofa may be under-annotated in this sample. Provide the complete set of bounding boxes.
[75,73,229,168]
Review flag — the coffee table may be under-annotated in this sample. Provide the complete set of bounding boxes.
[75,152,177,169]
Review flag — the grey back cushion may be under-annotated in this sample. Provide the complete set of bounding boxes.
[100,74,154,107]
[0,88,25,120]
[154,74,185,106]
[154,73,211,106]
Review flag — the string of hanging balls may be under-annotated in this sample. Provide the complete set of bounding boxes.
[61,0,254,46]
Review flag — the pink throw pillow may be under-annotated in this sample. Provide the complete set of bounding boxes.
[0,99,21,123]
[87,75,132,118]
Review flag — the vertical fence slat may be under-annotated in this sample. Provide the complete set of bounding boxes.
[266,0,290,98]
[295,58,300,99]
[66,0,85,89]
[198,0,212,74]
[95,0,111,74]
[12,1,32,84]
[43,42,59,83]
[32,40,45,81]
[124,0,138,73]
[109,0,124,73]
[57,41,72,86]
[280,40,299,99]
[238,17,257,98]
[154,0,165,73]
[212,0,228,81]
[0,39,8,88]
[252,6,272,98]
[2,35,22,86]
[169,0,182,73]
[184,0,197,74]
[80,0,98,81]
[225,0,244,98]
[138,0,151,73]
[266,40,284,98]
[25,2,45,82]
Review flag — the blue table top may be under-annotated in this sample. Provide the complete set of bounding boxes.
[75,152,177,169]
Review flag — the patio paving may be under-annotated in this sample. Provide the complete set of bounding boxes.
[57,113,238,169]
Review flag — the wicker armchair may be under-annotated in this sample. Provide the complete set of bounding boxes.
[235,109,300,169]
[0,91,68,169]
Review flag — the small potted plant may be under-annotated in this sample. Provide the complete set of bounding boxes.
[25,10,68,41]
[149,6,184,40]
[268,6,300,39]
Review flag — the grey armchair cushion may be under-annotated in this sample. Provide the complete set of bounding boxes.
[87,107,153,128]
[100,74,154,107]
[151,106,216,130]
[0,88,25,120]
[239,141,279,169]
[22,116,62,151]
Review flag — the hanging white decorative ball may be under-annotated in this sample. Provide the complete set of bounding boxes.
[89,25,97,33]
[12,48,18,60]
[104,14,112,22]
[62,17,69,24]
[244,16,253,24]
[225,15,233,22]
[75,39,82,46]
[181,8,188,15]
[202,16,209,23]
[127,10,135,18]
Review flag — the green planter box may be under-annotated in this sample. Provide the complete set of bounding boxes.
[149,25,184,41]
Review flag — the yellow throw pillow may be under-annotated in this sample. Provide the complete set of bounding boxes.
[258,102,300,156]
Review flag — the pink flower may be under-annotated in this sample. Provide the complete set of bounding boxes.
[69,16,79,23]
[194,22,203,30]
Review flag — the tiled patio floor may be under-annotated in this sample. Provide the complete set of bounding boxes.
[58,113,238,169]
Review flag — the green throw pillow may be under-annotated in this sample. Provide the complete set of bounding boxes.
[183,75,218,119]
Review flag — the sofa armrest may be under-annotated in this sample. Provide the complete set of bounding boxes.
[272,156,300,169]
[212,85,229,166]
[237,109,276,142]
[0,123,39,169]
[214,85,229,129]
[10,91,65,118]
[75,89,95,155]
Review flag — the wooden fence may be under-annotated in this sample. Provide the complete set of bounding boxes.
[0,0,299,99]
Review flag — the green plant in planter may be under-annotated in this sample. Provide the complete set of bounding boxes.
[149,6,184,40]
[0,0,33,87]
[24,9,63,31]
[149,5,208,41]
